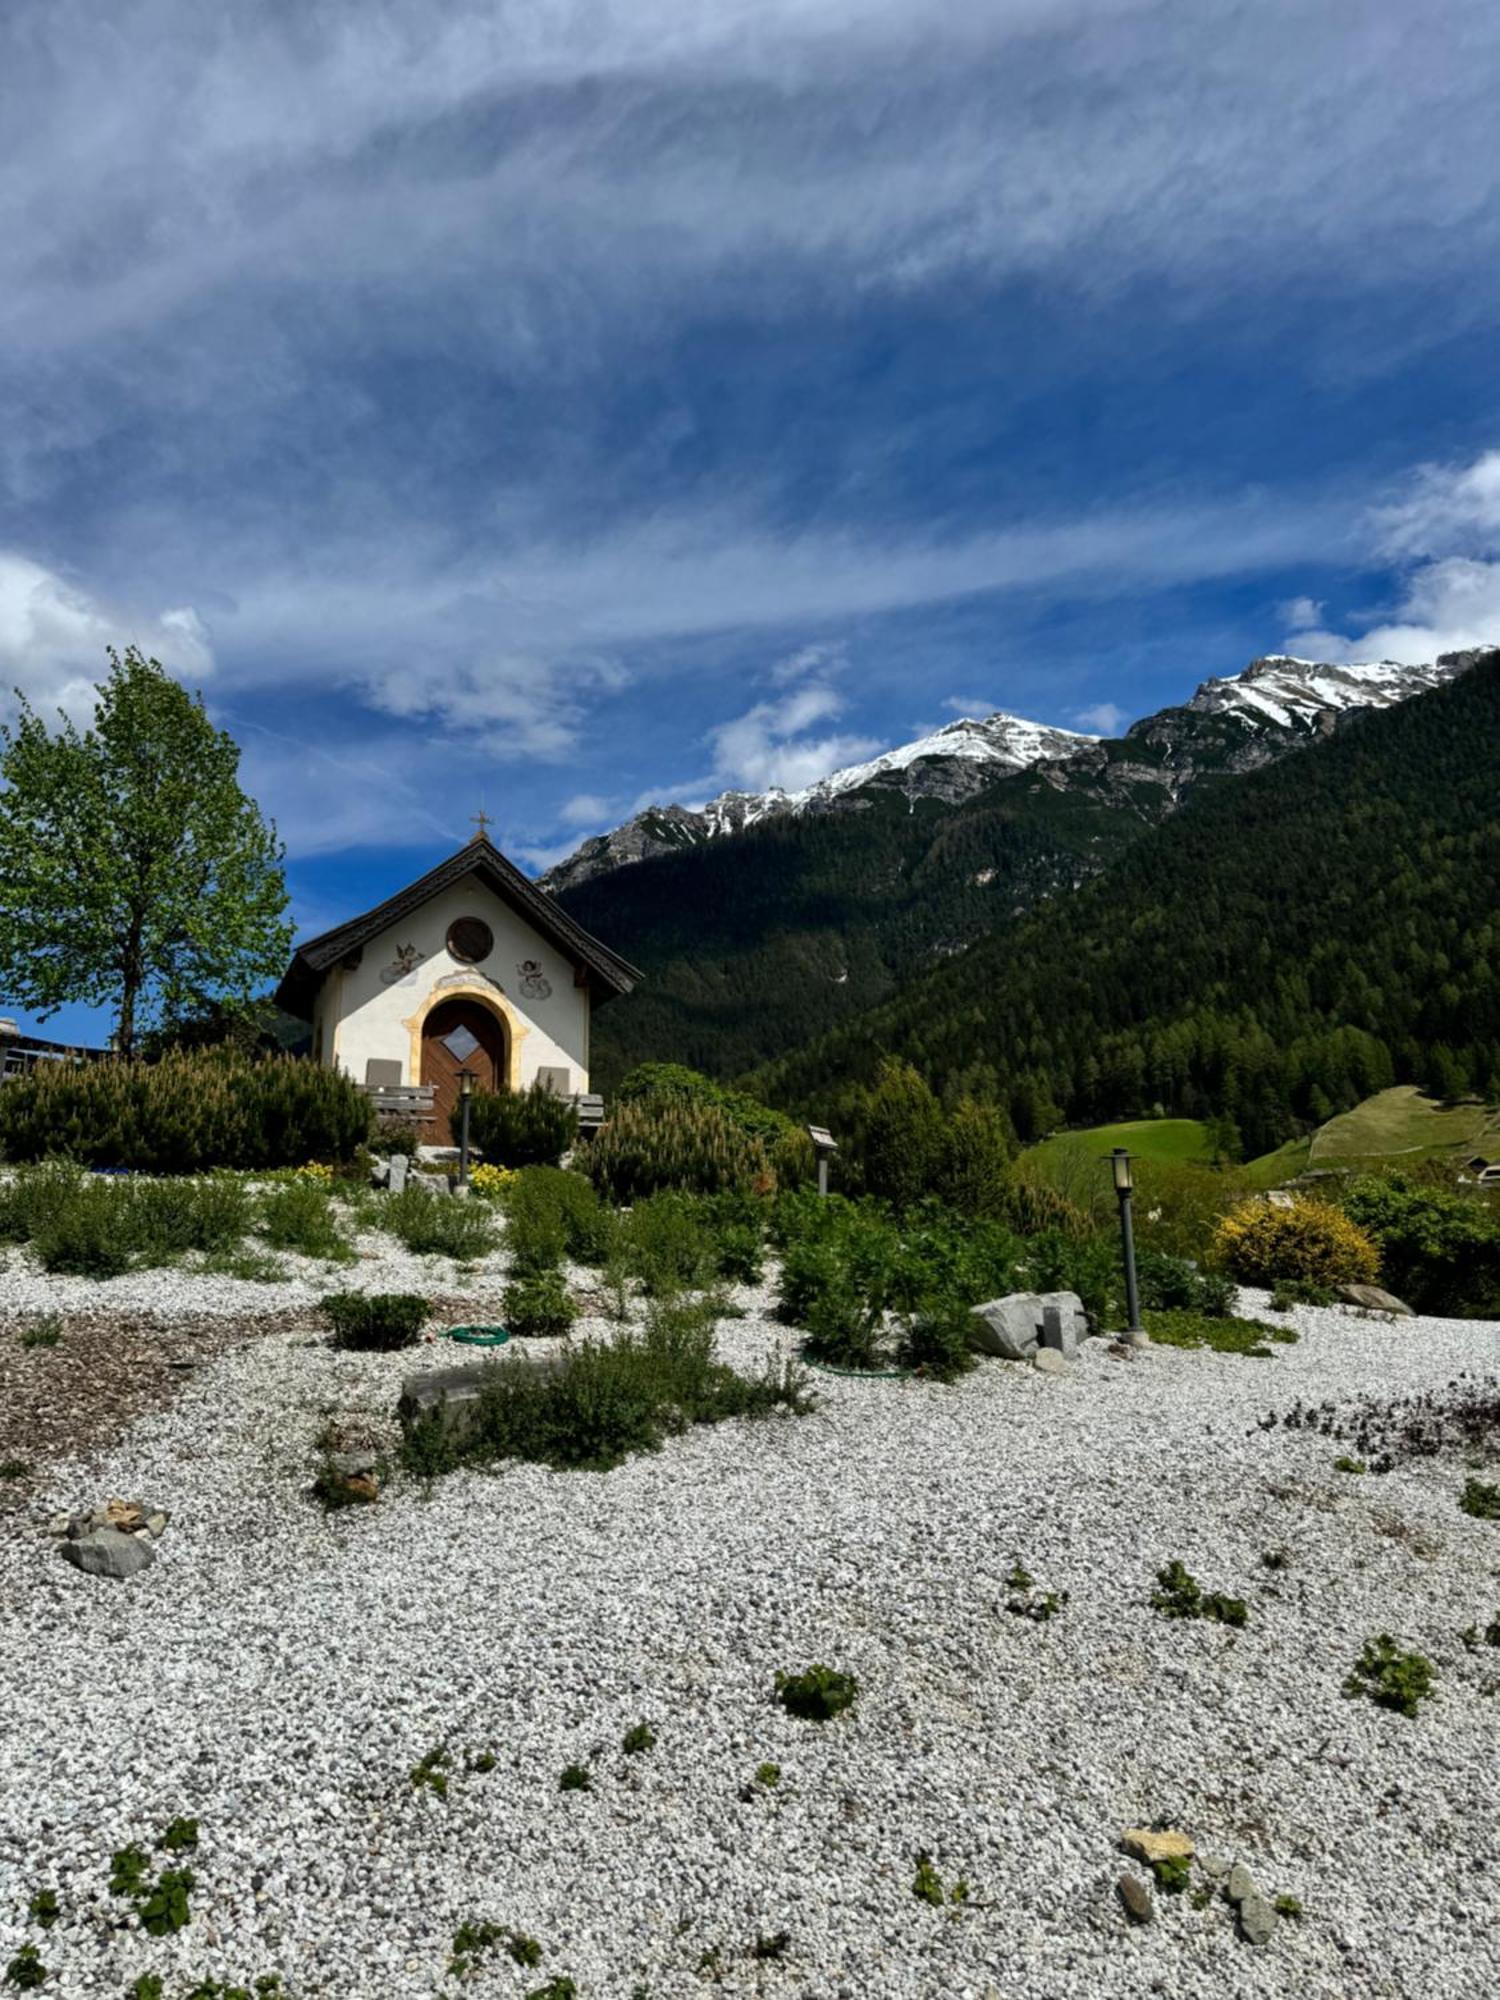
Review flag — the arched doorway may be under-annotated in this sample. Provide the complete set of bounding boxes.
[420,996,508,1140]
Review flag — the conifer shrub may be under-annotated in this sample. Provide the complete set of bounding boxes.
[933,1098,1014,1217]
[0,1050,369,1172]
[583,1097,772,1201]
[999,1176,1090,1239]
[464,1083,578,1169]
[1213,1195,1379,1288]
[848,1059,945,1209]
[322,1291,428,1351]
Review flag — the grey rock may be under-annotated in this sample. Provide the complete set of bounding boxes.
[1122,1327,1152,1349]
[1226,1862,1259,1905]
[1340,1283,1413,1316]
[1032,1347,1070,1377]
[1239,1892,1277,1946]
[968,1290,1086,1362]
[145,1511,169,1537]
[1200,1852,1232,1881]
[327,1450,377,1477]
[399,1353,558,1449]
[387,1155,410,1194]
[59,1529,156,1580]
[1117,1873,1153,1924]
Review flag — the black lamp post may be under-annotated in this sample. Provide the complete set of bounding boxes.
[1110,1147,1146,1341]
[457,1068,476,1188]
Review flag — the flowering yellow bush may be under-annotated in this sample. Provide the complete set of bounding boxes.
[294,1161,335,1181]
[1213,1196,1379,1287]
[469,1162,519,1200]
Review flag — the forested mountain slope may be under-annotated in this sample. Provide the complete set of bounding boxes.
[748,652,1500,1155]
[560,651,1487,1092]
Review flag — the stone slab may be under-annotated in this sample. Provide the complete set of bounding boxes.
[59,1529,156,1581]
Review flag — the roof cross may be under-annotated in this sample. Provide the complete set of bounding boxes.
[470,809,492,841]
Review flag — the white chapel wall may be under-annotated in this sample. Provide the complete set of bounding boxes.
[326,877,590,1092]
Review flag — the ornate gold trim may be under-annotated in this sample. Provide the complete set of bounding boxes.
[401,981,529,1088]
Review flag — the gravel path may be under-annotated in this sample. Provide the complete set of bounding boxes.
[0,1272,1496,2000]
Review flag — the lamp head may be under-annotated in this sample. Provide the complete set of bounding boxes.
[1110,1147,1133,1194]
[457,1067,476,1097]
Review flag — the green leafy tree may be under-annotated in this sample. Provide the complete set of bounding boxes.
[0,647,291,1055]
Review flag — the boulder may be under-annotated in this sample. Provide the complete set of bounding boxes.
[1239,1893,1277,1947]
[399,1353,558,1450]
[1117,1874,1153,1924]
[1339,1283,1413,1316]
[59,1529,156,1581]
[1225,1862,1259,1905]
[969,1290,1086,1362]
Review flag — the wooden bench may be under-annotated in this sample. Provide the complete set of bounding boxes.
[362,1083,439,1131]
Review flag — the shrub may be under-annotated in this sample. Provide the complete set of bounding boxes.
[502,1269,577,1339]
[621,1192,717,1297]
[896,1303,977,1381]
[504,1168,611,1270]
[1213,1196,1379,1288]
[584,1097,772,1201]
[850,1060,945,1210]
[1344,1634,1435,1717]
[1135,1247,1234,1317]
[468,1162,518,1200]
[258,1179,352,1261]
[322,1291,428,1351]
[379,1186,497,1260]
[618,1063,812,1184]
[773,1664,859,1721]
[29,1172,134,1277]
[401,1298,809,1474]
[463,1083,578,1169]
[0,1049,370,1172]
[999,1176,1091,1239]
[933,1099,1014,1217]
[130,1175,252,1259]
[1342,1172,1500,1317]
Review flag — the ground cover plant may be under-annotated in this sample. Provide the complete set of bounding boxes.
[1150,1560,1247,1627]
[378,1184,497,1260]
[1144,1308,1297,1358]
[773,1664,859,1721]
[321,1291,428,1351]
[401,1296,810,1475]
[1344,1634,1436,1717]
[1271,1377,1499,1476]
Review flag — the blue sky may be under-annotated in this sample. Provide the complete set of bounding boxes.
[4,0,1500,1039]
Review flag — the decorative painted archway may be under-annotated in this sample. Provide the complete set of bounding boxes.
[401,978,530,1097]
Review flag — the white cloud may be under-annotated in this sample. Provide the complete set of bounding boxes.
[1288,448,1500,664]
[1072,700,1129,733]
[1278,596,1323,632]
[942,694,997,715]
[558,792,612,826]
[708,678,880,794]
[0,551,214,724]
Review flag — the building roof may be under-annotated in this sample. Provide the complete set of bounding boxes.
[274,835,642,1020]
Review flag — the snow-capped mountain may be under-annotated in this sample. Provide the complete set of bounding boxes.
[540,649,1485,893]
[540,712,1091,891]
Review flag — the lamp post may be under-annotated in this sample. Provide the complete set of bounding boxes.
[807,1124,838,1198]
[457,1068,476,1189]
[1110,1147,1147,1342]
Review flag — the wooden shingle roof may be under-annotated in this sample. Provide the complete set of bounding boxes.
[274,835,641,1020]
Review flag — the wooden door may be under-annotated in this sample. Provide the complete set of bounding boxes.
[420,998,507,1141]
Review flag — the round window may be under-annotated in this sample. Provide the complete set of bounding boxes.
[446,917,494,964]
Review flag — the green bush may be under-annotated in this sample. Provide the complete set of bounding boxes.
[1342,1172,1500,1317]
[933,1098,1014,1217]
[584,1097,772,1202]
[0,1049,370,1172]
[130,1175,252,1258]
[503,1167,612,1270]
[850,1060,945,1209]
[31,1173,133,1277]
[621,1192,718,1298]
[378,1186,497,1260]
[773,1663,859,1721]
[402,1294,809,1473]
[896,1302,977,1380]
[1135,1247,1234,1317]
[258,1179,353,1261]
[464,1083,578,1168]
[502,1268,577,1338]
[322,1291,428,1351]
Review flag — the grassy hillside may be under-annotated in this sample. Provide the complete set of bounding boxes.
[1307,1086,1500,1168]
[1026,1117,1217,1172]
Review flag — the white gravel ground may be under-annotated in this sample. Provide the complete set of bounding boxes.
[1,1255,1497,2000]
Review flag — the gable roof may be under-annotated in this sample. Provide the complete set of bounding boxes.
[274,835,641,1019]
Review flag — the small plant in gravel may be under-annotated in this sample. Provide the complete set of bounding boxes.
[525,1978,577,2000]
[127,1977,164,2000]
[1150,1854,1192,1895]
[559,1762,593,1792]
[25,1890,58,1929]
[467,1748,498,1772]
[449,1919,543,1978]
[410,1745,451,1798]
[0,1459,31,1480]
[1460,1477,1500,1519]
[109,1844,152,1898]
[1150,1560,1247,1627]
[774,1664,859,1721]
[321,1290,428,1351]
[912,1852,945,1907]
[750,1932,791,1960]
[139,1867,195,1936]
[158,1817,200,1853]
[1261,1548,1290,1571]
[4,1944,46,1990]
[1345,1634,1436,1716]
[1461,1617,1500,1650]
[1333,1455,1368,1474]
[1275,1893,1305,1919]
[1144,1308,1295,1358]
[19,1317,62,1349]
[622,1722,656,1754]
[754,1761,781,1788]
[501,1268,576,1339]
[1007,1583,1068,1623]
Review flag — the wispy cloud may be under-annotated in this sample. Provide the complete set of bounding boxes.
[0,552,211,724]
[1071,699,1129,733]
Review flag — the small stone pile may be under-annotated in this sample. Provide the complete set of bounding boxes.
[49,1497,170,1580]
